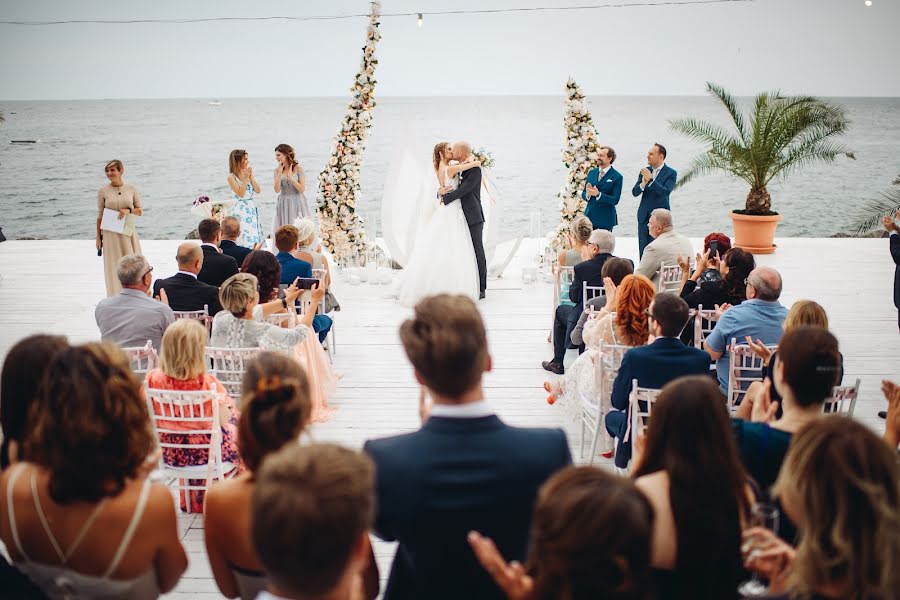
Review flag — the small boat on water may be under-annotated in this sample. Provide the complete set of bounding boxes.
[208,100,222,106]
[10,140,38,144]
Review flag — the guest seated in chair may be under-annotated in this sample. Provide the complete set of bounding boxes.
[198,218,240,287]
[635,208,693,288]
[743,417,900,600]
[542,229,619,375]
[558,216,593,268]
[678,247,754,310]
[605,293,711,468]
[293,217,339,313]
[205,352,358,600]
[251,443,379,600]
[95,254,175,351]
[569,257,635,347]
[153,242,223,315]
[365,295,571,600]
[145,319,241,512]
[469,467,655,600]
[0,343,188,598]
[220,216,255,267]
[631,376,753,600]
[272,226,333,343]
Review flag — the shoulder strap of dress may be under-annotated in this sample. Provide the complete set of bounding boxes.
[5,464,30,561]
[103,477,152,578]
[31,469,107,565]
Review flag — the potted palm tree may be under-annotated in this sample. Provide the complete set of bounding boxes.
[670,83,854,253]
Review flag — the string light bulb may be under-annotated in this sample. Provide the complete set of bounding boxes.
[417,13,423,27]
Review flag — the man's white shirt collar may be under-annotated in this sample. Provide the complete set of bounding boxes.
[177,270,198,279]
[430,400,494,419]
[201,242,219,252]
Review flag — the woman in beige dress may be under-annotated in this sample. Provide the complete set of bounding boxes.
[96,160,143,296]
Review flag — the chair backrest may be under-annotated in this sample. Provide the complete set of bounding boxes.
[555,265,575,307]
[693,304,719,350]
[592,341,631,406]
[657,263,683,292]
[823,378,861,415]
[205,347,262,404]
[144,383,222,443]
[173,304,212,335]
[726,338,775,411]
[628,379,663,440]
[583,281,605,308]
[121,340,158,380]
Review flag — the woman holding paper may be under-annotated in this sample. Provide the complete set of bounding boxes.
[96,159,143,296]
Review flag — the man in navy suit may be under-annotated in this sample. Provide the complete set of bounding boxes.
[197,219,239,287]
[604,293,710,468]
[632,143,677,258]
[542,229,619,375]
[219,216,254,267]
[274,225,332,343]
[365,295,571,600]
[152,242,222,315]
[582,146,623,231]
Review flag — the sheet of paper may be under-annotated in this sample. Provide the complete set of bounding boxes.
[100,208,137,236]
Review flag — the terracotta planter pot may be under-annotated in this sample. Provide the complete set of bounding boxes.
[729,211,783,254]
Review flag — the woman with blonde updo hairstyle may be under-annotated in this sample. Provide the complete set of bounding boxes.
[274,143,316,241]
[559,216,593,267]
[145,319,242,512]
[204,351,314,600]
[1,343,188,598]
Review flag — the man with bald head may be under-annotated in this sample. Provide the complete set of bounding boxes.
[704,265,788,393]
[152,242,223,315]
[440,141,487,299]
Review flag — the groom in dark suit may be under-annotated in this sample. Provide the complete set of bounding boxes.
[440,141,487,299]
[364,295,571,600]
[632,143,677,258]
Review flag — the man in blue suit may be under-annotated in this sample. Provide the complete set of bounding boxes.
[275,225,332,343]
[582,146,623,231]
[604,293,710,468]
[365,295,571,600]
[632,143,677,258]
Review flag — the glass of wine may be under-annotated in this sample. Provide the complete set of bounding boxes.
[737,503,780,597]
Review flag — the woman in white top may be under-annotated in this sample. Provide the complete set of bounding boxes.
[0,343,187,599]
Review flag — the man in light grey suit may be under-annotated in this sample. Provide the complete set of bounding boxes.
[95,254,175,351]
[635,209,693,287]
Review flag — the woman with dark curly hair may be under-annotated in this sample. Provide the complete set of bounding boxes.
[0,343,187,599]
[679,247,755,310]
[240,250,282,302]
[470,466,655,600]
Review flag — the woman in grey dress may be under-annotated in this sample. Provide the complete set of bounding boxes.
[273,144,315,238]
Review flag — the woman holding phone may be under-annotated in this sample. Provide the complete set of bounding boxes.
[227,150,264,247]
[97,160,143,296]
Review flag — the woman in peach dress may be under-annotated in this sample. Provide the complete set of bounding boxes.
[96,160,143,296]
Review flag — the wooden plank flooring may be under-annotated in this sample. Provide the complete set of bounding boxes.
[0,236,897,598]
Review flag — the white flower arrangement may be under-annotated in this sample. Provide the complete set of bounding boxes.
[551,78,602,251]
[316,1,381,262]
[471,148,495,169]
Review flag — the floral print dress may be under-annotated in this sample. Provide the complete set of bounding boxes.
[229,177,264,247]
[144,369,242,512]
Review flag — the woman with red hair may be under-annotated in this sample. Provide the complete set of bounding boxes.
[543,274,656,428]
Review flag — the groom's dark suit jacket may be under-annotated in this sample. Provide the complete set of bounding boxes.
[364,415,571,600]
[441,166,484,226]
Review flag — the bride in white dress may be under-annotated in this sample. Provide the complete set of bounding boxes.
[398,142,482,307]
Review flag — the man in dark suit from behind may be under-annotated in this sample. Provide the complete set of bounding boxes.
[605,292,711,468]
[219,215,254,268]
[197,218,239,287]
[543,229,620,375]
[152,242,222,315]
[364,295,572,600]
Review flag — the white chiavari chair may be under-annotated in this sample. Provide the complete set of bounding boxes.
[205,347,261,403]
[823,378,861,415]
[582,281,605,308]
[173,304,212,336]
[726,338,776,412]
[581,342,630,465]
[121,339,158,381]
[656,263,684,292]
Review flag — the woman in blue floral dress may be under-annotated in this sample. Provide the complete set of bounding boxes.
[227,149,264,247]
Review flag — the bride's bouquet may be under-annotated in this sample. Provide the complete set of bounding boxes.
[471,148,495,169]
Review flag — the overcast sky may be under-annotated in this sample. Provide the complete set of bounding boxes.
[0,0,896,100]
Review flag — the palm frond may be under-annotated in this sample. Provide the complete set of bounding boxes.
[675,153,749,189]
[668,117,741,150]
[705,82,748,143]
[849,184,900,235]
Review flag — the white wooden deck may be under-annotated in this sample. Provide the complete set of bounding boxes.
[0,236,897,598]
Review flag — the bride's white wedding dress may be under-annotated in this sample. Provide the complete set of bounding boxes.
[398,165,480,307]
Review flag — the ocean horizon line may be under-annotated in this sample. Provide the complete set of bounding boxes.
[3,93,900,103]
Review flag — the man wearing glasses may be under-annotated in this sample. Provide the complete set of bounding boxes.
[95,253,175,351]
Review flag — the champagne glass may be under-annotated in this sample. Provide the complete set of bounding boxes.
[737,503,780,597]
